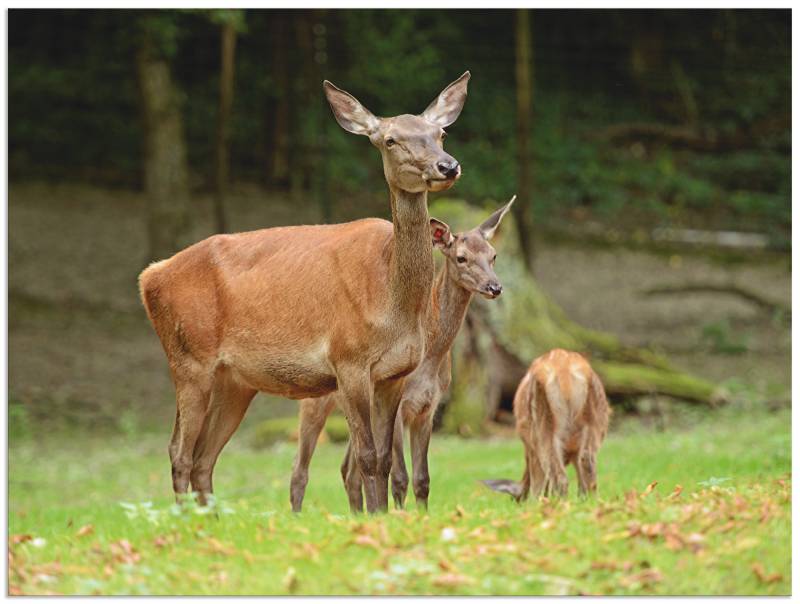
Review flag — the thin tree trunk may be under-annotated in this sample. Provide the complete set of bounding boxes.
[214,20,237,233]
[269,11,290,186]
[514,9,535,272]
[136,35,192,263]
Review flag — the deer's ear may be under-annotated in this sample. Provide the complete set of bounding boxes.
[323,80,380,136]
[479,195,516,240]
[421,71,470,128]
[430,218,454,249]
[481,479,524,501]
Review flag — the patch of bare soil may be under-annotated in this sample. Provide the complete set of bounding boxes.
[8,183,790,432]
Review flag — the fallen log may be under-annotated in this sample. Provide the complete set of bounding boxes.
[641,282,789,317]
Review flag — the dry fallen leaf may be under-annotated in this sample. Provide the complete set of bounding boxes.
[667,485,683,500]
[590,560,634,572]
[206,538,235,556]
[641,481,658,498]
[619,568,664,588]
[752,563,782,584]
[76,524,94,538]
[353,535,380,549]
[10,534,32,545]
[110,539,141,565]
[432,573,475,588]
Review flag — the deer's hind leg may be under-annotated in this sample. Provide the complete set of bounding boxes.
[169,361,215,500]
[291,396,336,512]
[190,367,256,504]
[575,427,599,496]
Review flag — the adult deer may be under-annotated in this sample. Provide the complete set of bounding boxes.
[291,197,515,512]
[138,72,470,513]
[483,349,611,500]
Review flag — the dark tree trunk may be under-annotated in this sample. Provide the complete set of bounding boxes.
[214,20,237,233]
[514,9,535,273]
[269,11,290,187]
[136,34,192,263]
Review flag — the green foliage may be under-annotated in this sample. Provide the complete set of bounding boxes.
[9,399,31,440]
[700,319,750,355]
[252,414,351,449]
[8,406,791,594]
[252,416,299,448]
[7,10,790,234]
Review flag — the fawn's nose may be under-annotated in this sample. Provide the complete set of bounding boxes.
[437,160,460,179]
[487,283,503,297]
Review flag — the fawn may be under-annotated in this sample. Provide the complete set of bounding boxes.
[484,349,610,500]
[291,198,515,512]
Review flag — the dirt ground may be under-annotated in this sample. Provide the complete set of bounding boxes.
[8,183,791,432]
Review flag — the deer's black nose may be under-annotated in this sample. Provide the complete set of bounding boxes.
[487,283,503,297]
[437,160,460,179]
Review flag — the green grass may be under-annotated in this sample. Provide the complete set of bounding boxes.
[9,406,791,595]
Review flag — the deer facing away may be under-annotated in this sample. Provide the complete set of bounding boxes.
[484,349,611,500]
[138,72,470,513]
[291,197,516,512]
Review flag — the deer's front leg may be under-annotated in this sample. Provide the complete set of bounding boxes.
[340,439,363,512]
[408,413,434,509]
[336,367,379,513]
[372,380,404,512]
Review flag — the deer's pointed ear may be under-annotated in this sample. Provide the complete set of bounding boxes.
[421,71,470,128]
[430,218,454,249]
[323,80,380,136]
[479,195,516,240]
[481,479,524,500]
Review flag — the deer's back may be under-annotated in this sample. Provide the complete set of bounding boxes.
[513,349,609,453]
[138,218,427,398]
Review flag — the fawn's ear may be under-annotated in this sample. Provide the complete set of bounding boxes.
[430,218,454,249]
[479,195,516,240]
[481,479,524,501]
[421,71,471,128]
[323,80,380,136]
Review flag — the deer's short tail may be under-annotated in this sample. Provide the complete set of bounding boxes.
[480,478,526,502]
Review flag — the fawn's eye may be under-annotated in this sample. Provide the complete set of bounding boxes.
[457,256,467,264]
[385,138,396,148]
[492,254,497,263]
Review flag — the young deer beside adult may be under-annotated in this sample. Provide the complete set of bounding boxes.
[138,72,470,513]
[484,349,610,500]
[291,197,515,512]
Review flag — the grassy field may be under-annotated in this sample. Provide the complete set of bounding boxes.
[8,404,790,595]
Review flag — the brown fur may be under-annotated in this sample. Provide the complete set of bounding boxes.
[484,349,610,501]
[290,198,515,512]
[139,72,471,513]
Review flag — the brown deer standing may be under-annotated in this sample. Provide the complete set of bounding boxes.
[484,349,610,500]
[138,72,471,513]
[290,197,515,512]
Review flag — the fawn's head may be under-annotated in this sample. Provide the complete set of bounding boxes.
[430,196,516,299]
[323,72,470,194]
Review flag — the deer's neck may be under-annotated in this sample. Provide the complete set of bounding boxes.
[388,188,434,320]
[425,261,473,361]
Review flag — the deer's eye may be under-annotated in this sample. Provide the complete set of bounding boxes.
[457,256,467,264]
[385,138,396,148]
[492,254,497,264]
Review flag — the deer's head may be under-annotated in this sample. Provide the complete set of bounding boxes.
[323,72,470,194]
[430,196,516,299]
